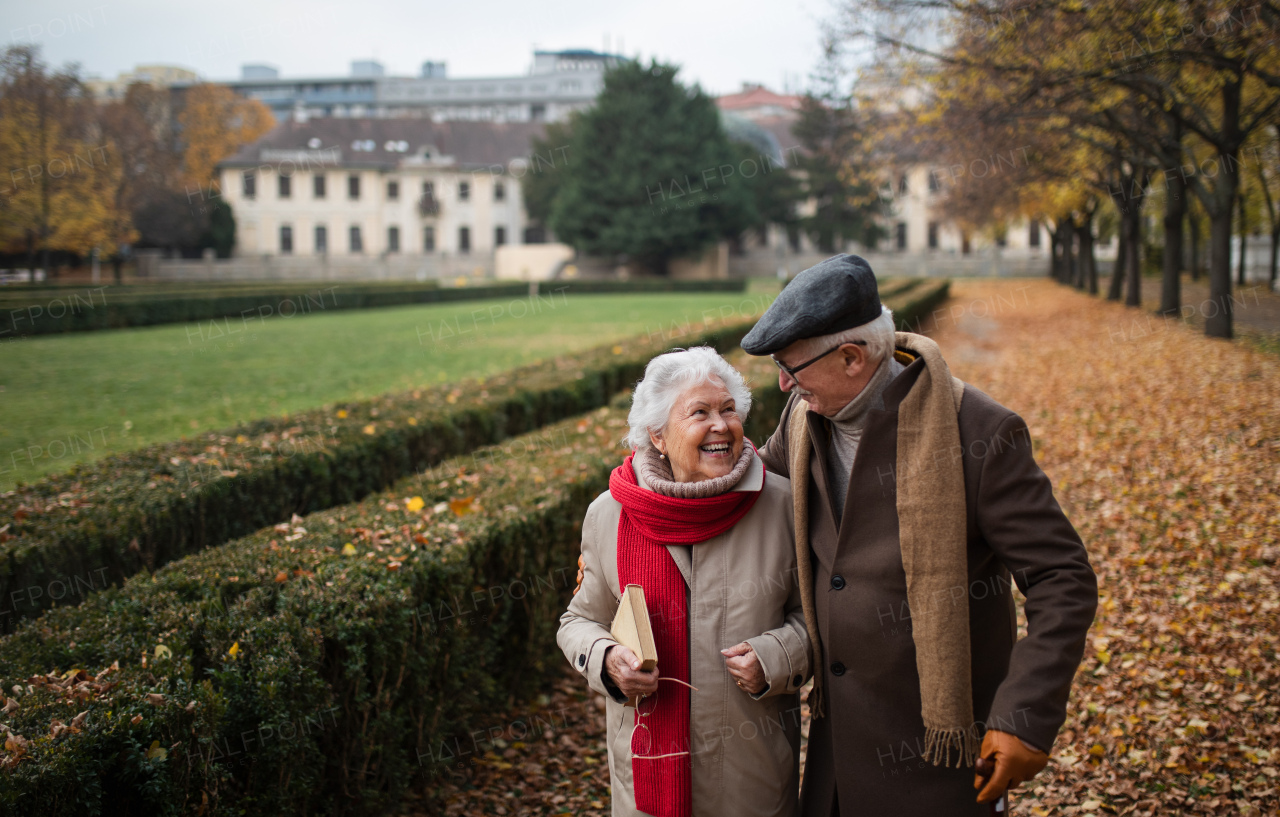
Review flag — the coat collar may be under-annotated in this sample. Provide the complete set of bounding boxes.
[630,446,763,493]
[880,348,926,413]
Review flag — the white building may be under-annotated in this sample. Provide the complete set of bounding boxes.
[217,118,550,259]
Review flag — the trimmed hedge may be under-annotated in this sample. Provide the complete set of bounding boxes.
[0,318,755,631]
[0,279,951,815]
[0,392,794,817]
[0,278,747,336]
[0,408,632,815]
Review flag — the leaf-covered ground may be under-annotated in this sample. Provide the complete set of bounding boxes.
[933,280,1279,816]
[397,279,1279,816]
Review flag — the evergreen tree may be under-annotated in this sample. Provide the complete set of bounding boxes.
[793,95,884,253]
[549,60,756,274]
[205,199,235,258]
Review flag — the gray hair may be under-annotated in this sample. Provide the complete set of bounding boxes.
[794,305,897,366]
[625,346,753,451]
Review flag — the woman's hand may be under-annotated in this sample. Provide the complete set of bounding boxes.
[605,645,660,700]
[721,642,766,695]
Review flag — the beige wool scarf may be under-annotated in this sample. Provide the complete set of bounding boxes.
[789,332,977,767]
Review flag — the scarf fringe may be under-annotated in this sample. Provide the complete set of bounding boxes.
[922,726,980,769]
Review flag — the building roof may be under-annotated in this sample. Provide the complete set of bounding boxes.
[219,118,549,172]
[716,84,802,115]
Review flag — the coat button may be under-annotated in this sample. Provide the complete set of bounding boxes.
[578,654,586,668]
[830,662,846,676]
[830,575,846,590]
[793,674,803,687]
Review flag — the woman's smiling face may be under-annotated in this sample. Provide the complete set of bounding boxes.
[650,377,744,483]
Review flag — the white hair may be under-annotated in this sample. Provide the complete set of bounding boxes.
[795,305,897,366]
[626,346,753,451]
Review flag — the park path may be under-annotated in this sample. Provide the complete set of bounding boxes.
[398,279,1280,817]
[1136,274,1280,343]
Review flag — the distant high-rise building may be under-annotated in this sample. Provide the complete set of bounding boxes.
[197,49,626,123]
[241,64,279,80]
[351,60,385,78]
[83,64,199,101]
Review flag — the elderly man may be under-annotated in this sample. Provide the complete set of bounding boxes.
[742,255,1097,816]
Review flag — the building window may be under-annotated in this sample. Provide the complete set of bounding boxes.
[423,225,436,252]
[315,225,328,253]
[896,222,907,250]
[898,174,908,195]
[280,225,293,254]
[927,221,938,249]
[348,174,360,200]
[349,225,363,253]
[242,171,256,198]
[928,171,940,194]
[996,232,1007,248]
[313,174,326,199]
[387,225,400,252]
[458,226,471,253]
[523,226,547,244]
[418,180,439,216]
[387,179,399,201]
[458,181,470,202]
[1029,220,1041,248]
[494,181,505,202]
[530,103,546,121]
[278,174,292,199]
[494,226,507,246]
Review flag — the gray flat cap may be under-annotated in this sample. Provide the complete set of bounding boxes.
[740,254,882,355]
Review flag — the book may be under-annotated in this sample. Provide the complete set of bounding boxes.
[610,584,658,707]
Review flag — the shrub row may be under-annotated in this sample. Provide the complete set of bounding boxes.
[0,316,757,631]
[0,278,747,336]
[0,279,950,815]
[0,383,794,817]
[0,407,632,815]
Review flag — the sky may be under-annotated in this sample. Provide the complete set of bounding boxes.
[1,0,832,96]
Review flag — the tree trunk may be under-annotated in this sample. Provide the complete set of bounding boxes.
[1109,217,1127,301]
[1270,225,1279,290]
[1077,216,1098,295]
[1197,81,1243,339]
[1188,208,1202,281]
[1067,223,1080,287]
[1207,208,1234,337]
[1125,206,1142,307]
[1051,222,1070,282]
[1161,172,1187,315]
[1048,225,1060,279]
[1236,192,1248,286]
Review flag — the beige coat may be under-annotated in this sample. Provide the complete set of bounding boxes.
[558,450,810,817]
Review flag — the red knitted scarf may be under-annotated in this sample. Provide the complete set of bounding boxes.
[608,453,764,817]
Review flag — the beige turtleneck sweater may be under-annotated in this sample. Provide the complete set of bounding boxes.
[825,356,905,524]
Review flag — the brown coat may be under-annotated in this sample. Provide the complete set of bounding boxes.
[758,349,1097,817]
[558,451,811,817]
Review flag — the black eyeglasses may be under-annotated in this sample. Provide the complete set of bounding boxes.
[771,341,866,380]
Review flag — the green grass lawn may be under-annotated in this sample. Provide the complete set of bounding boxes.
[0,289,779,489]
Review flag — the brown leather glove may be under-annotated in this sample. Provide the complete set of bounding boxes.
[973,730,1049,803]
[573,554,584,595]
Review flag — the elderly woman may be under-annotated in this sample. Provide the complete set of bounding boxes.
[558,346,810,817]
